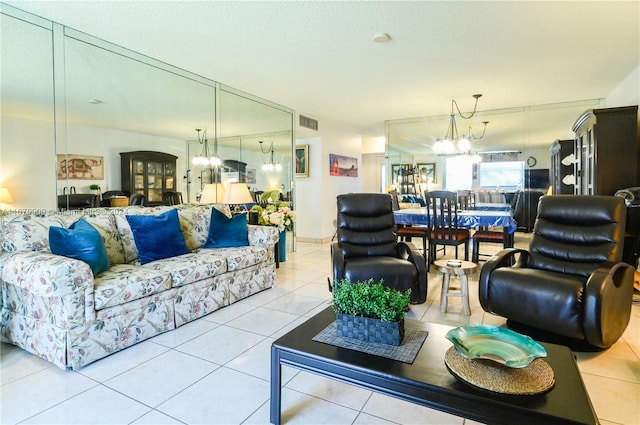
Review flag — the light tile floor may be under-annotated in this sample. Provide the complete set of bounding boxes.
[1,233,639,425]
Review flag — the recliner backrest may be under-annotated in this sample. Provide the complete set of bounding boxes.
[528,195,626,277]
[337,193,397,258]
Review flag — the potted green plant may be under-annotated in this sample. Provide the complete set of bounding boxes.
[332,278,411,346]
[89,184,101,198]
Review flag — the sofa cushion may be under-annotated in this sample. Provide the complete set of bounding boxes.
[93,264,173,310]
[201,245,269,272]
[2,212,76,252]
[82,212,126,265]
[49,219,110,276]
[204,208,249,249]
[126,209,190,264]
[178,204,231,251]
[115,206,176,263]
[143,251,227,287]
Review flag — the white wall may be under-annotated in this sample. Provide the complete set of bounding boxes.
[295,116,362,242]
[605,65,640,108]
[1,115,56,209]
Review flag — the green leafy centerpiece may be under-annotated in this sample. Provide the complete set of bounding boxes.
[332,278,411,346]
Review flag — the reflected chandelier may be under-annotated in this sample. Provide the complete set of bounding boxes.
[259,140,282,171]
[192,129,222,167]
[433,94,489,154]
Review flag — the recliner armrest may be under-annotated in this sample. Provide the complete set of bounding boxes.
[479,248,531,310]
[583,262,635,348]
[398,241,427,304]
[331,242,345,286]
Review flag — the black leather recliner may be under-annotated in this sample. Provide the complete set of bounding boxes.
[479,195,635,348]
[331,193,427,304]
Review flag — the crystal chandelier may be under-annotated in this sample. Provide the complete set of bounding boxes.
[259,141,282,171]
[192,129,222,167]
[433,94,489,154]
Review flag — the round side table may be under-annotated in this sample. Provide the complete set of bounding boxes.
[433,260,478,315]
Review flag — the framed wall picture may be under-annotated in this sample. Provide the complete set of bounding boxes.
[417,163,436,183]
[246,168,256,184]
[56,154,104,180]
[295,144,309,177]
[391,164,403,184]
[329,153,358,177]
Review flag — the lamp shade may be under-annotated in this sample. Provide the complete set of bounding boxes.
[0,187,13,203]
[222,183,253,205]
[199,183,226,204]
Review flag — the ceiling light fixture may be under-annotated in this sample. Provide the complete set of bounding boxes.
[433,94,489,154]
[192,128,222,168]
[259,141,282,172]
[373,32,391,43]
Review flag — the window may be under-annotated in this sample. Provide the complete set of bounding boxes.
[445,156,473,190]
[479,161,524,189]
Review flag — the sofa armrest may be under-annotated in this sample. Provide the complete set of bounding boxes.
[247,225,279,247]
[1,251,95,328]
[583,262,635,348]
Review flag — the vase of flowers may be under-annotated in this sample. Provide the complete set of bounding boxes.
[250,202,297,262]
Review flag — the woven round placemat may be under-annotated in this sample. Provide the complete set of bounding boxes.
[444,346,555,395]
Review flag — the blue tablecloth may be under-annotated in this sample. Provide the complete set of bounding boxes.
[393,208,518,234]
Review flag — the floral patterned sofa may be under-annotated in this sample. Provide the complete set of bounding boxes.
[0,204,279,370]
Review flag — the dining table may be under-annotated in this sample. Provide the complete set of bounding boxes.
[393,207,518,249]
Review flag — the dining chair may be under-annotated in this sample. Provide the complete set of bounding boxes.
[426,190,470,264]
[392,190,431,271]
[456,190,472,210]
[129,193,147,206]
[471,228,504,262]
[162,191,183,206]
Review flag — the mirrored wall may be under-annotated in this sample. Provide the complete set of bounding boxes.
[384,98,603,190]
[1,3,294,210]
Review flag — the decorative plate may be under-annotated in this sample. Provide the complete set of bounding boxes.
[445,325,547,368]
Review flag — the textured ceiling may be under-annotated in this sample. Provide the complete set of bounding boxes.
[3,1,639,151]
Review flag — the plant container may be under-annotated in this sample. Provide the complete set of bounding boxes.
[336,313,404,346]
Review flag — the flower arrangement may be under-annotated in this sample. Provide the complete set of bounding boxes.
[250,201,297,232]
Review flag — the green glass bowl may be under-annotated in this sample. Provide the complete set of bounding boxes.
[445,325,547,368]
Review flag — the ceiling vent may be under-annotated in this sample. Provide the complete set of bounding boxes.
[299,115,318,131]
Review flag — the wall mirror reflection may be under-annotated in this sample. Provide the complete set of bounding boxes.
[385,99,603,193]
[1,5,294,213]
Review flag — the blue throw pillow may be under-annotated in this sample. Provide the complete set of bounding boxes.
[49,218,110,276]
[204,208,249,248]
[126,209,190,264]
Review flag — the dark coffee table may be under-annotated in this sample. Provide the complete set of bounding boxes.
[270,307,598,425]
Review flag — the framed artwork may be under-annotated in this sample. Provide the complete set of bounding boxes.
[391,164,403,184]
[417,163,436,183]
[329,153,358,177]
[246,168,256,184]
[295,144,309,178]
[56,154,104,180]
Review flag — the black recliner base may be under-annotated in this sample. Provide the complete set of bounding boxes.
[506,320,604,352]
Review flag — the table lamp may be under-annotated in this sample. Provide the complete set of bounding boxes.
[0,187,14,205]
[222,183,253,214]
[199,183,226,204]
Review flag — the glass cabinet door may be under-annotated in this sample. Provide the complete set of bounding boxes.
[165,163,175,190]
